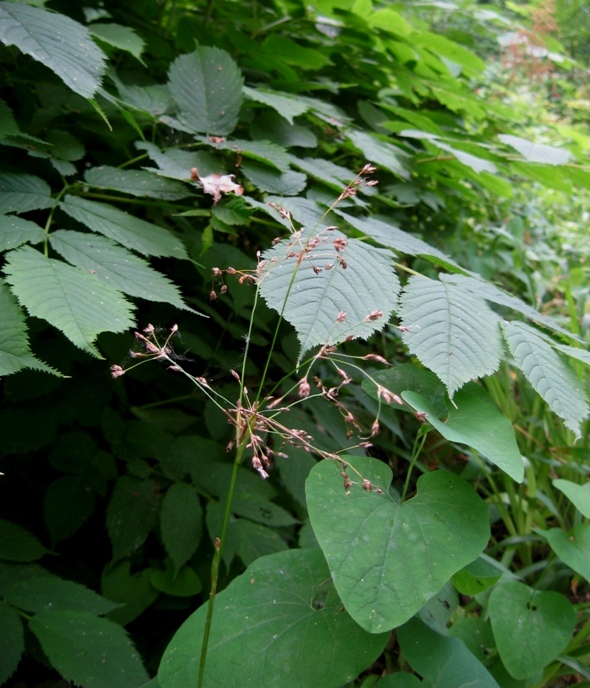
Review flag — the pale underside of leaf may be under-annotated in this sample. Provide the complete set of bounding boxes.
[0,172,53,214]
[259,227,399,357]
[0,2,106,98]
[84,166,192,200]
[0,214,45,251]
[3,246,135,357]
[498,134,571,165]
[399,275,503,397]
[502,320,589,439]
[243,85,308,125]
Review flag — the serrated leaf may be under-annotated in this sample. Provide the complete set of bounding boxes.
[0,279,56,375]
[251,112,317,149]
[259,228,399,356]
[0,2,106,98]
[0,604,24,684]
[167,46,243,136]
[30,610,149,688]
[553,479,590,518]
[399,275,503,397]
[136,141,221,180]
[502,321,589,438]
[290,157,356,190]
[0,519,50,561]
[102,561,159,626]
[49,230,194,312]
[0,172,53,213]
[498,134,571,165]
[158,548,389,688]
[402,383,524,482]
[0,563,118,615]
[60,195,188,258]
[4,246,135,357]
[241,161,306,195]
[346,129,409,179]
[231,493,299,527]
[89,22,145,61]
[306,458,490,632]
[107,476,161,561]
[0,97,19,137]
[160,483,203,576]
[243,85,308,125]
[217,138,290,171]
[84,166,191,200]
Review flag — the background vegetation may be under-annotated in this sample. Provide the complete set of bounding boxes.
[0,0,589,686]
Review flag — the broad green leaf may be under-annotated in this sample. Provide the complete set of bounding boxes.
[44,474,96,544]
[251,112,317,148]
[4,246,135,357]
[0,279,56,375]
[402,383,524,482]
[553,479,590,518]
[259,228,399,356]
[84,166,191,200]
[234,519,289,567]
[451,556,503,596]
[306,457,490,632]
[0,172,53,213]
[0,519,50,561]
[61,195,188,258]
[217,138,290,171]
[260,34,332,70]
[290,157,356,190]
[241,161,307,195]
[498,134,571,165]
[102,561,159,626]
[367,8,412,35]
[488,582,575,680]
[346,129,409,179]
[398,617,499,687]
[49,230,195,312]
[553,343,590,366]
[158,548,389,688]
[417,32,486,76]
[150,560,202,597]
[0,604,23,684]
[160,483,203,576]
[0,2,106,98]
[375,674,423,688]
[243,85,309,125]
[30,610,149,688]
[106,476,161,561]
[0,97,19,137]
[502,321,589,439]
[399,276,503,397]
[0,563,118,615]
[167,46,243,136]
[543,524,590,582]
[89,23,145,62]
[231,493,299,527]
[136,141,221,180]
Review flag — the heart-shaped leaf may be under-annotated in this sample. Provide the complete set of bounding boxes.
[488,582,576,680]
[543,524,590,582]
[306,457,489,632]
[553,479,590,518]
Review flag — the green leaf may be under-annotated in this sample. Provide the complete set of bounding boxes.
[167,46,243,136]
[306,458,490,632]
[398,617,500,687]
[543,524,590,582]
[417,32,486,76]
[251,112,317,149]
[84,166,192,200]
[101,561,158,626]
[0,97,19,137]
[44,474,97,544]
[374,674,423,688]
[217,138,290,171]
[106,476,161,561]
[0,604,24,684]
[0,563,118,615]
[150,560,201,597]
[89,23,145,62]
[0,519,50,561]
[498,134,571,165]
[243,85,309,125]
[553,479,590,518]
[399,276,503,397]
[0,172,53,213]
[367,8,412,36]
[502,321,589,439]
[259,228,399,356]
[233,519,289,567]
[4,245,135,357]
[136,142,221,181]
[402,383,524,482]
[49,230,195,312]
[158,548,389,688]
[60,195,188,259]
[488,582,576,680]
[0,2,106,98]
[259,34,332,71]
[160,483,203,576]
[231,493,299,527]
[451,556,503,596]
[241,161,307,195]
[290,157,356,190]
[30,610,149,688]
[0,279,56,375]
[346,129,409,179]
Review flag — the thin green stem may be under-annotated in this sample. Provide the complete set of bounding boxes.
[401,429,428,502]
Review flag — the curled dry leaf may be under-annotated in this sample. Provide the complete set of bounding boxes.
[190,167,244,204]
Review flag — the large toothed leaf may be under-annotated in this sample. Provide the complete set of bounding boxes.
[60,196,187,259]
[167,46,243,136]
[502,321,589,439]
[243,86,309,125]
[241,162,307,195]
[0,603,23,685]
[89,23,145,62]
[259,228,399,356]
[0,279,56,376]
[346,129,409,179]
[0,2,106,98]
[0,215,45,252]
[398,275,503,397]
[498,134,571,165]
[84,166,192,201]
[49,230,195,312]
[3,246,135,358]
[0,172,53,214]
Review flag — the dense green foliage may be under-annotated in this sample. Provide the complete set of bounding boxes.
[0,0,589,686]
